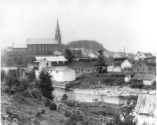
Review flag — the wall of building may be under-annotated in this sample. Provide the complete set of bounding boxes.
[133,62,148,73]
[121,60,132,69]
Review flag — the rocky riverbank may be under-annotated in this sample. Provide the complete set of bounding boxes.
[72,87,156,96]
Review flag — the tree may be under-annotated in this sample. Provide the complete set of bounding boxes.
[95,50,107,74]
[64,49,74,64]
[39,71,54,100]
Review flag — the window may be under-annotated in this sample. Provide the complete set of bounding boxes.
[140,63,141,66]
[56,70,58,73]
[143,69,144,71]
[29,46,32,51]
[45,46,47,51]
[46,63,48,66]
[42,46,44,51]
[137,69,139,71]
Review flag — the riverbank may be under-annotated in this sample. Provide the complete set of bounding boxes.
[72,86,156,96]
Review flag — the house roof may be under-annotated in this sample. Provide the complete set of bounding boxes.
[13,44,27,48]
[143,74,156,81]
[132,73,155,81]
[53,51,62,55]
[35,56,67,62]
[27,38,58,44]
[44,66,69,71]
[114,62,122,67]
[113,57,126,62]
[144,53,153,57]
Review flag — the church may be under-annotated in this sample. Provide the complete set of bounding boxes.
[12,19,62,54]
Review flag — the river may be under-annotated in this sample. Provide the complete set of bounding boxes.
[53,88,137,104]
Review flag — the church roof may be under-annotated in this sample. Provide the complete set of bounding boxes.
[27,38,58,44]
[13,44,27,48]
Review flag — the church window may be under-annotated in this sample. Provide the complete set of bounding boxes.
[45,45,47,51]
[42,46,44,51]
[39,46,41,51]
[29,46,32,51]
[49,46,51,51]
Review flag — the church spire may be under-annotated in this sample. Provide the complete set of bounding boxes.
[55,18,61,45]
[56,18,60,32]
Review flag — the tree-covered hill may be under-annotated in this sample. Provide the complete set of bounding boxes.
[62,40,107,51]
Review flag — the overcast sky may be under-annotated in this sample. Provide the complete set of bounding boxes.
[0,0,157,53]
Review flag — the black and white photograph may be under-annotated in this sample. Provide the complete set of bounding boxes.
[0,0,156,125]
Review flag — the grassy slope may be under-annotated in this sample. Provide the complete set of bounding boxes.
[1,92,66,125]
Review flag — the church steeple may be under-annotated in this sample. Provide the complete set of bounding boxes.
[55,18,61,44]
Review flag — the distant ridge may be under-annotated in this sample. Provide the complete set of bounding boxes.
[62,40,107,51]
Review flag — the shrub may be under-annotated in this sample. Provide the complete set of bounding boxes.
[63,100,79,107]
[44,98,50,107]
[62,94,68,101]
[50,102,57,110]
[36,112,41,118]
[41,109,46,114]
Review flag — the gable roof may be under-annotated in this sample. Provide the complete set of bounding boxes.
[132,60,148,67]
[34,56,67,62]
[44,66,69,72]
[27,38,58,44]
[143,74,156,81]
[144,53,153,57]
[132,73,155,81]
[113,57,126,62]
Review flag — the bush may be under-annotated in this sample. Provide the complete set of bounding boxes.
[41,109,46,114]
[44,98,51,107]
[63,100,79,107]
[50,102,57,110]
[62,94,68,101]
[130,82,144,89]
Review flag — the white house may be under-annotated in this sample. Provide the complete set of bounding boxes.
[121,59,132,70]
[34,59,51,72]
[88,52,97,58]
[45,66,75,82]
[107,65,114,72]
[136,52,146,59]
[113,53,121,58]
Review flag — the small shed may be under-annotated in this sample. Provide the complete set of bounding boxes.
[45,66,75,82]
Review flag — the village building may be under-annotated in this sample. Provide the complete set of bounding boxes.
[132,73,156,86]
[108,58,133,72]
[113,53,121,58]
[9,19,62,55]
[44,66,75,82]
[132,60,149,73]
[135,51,153,60]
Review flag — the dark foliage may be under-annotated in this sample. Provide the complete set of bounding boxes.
[62,94,68,101]
[50,102,57,110]
[95,50,107,74]
[39,71,54,100]
[64,49,75,63]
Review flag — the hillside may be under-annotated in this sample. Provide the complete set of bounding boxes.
[62,40,107,51]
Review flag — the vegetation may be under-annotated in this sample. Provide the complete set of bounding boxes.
[108,100,137,125]
[95,50,107,74]
[64,49,75,63]
[62,40,107,51]
[39,71,54,100]
[62,94,68,101]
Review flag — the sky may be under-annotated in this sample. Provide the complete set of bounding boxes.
[0,0,157,54]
